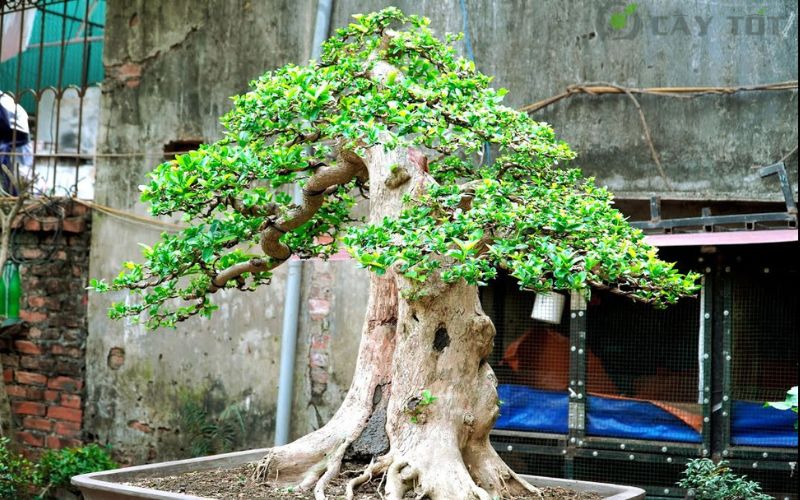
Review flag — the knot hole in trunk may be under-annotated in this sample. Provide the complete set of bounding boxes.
[433,325,450,352]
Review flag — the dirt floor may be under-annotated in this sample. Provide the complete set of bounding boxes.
[128,462,603,499]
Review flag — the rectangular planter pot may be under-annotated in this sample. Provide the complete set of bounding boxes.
[73,448,645,500]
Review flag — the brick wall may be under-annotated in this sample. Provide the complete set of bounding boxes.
[0,201,91,458]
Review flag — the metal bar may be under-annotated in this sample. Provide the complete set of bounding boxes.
[631,212,797,230]
[33,0,48,187]
[74,0,91,195]
[758,162,797,214]
[720,270,733,456]
[10,5,27,167]
[490,441,567,457]
[35,5,104,29]
[24,35,103,49]
[700,271,714,455]
[710,262,725,459]
[726,447,798,461]
[0,5,6,59]
[51,0,70,193]
[726,458,798,472]
[490,429,566,441]
[581,437,703,457]
[650,195,661,222]
[568,291,587,445]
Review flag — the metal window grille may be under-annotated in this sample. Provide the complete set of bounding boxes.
[0,0,104,199]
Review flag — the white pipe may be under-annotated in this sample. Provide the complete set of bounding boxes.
[274,0,334,447]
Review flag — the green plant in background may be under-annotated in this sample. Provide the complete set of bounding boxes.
[1,438,116,499]
[0,437,35,499]
[35,444,117,497]
[677,459,771,500]
[765,385,798,429]
[180,399,245,457]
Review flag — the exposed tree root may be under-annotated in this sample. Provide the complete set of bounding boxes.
[346,454,393,500]
[314,439,350,500]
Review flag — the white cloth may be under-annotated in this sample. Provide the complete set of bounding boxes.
[1,8,38,62]
[0,92,29,135]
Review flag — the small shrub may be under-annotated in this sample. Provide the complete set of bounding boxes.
[180,399,245,457]
[0,437,35,499]
[677,459,771,500]
[0,438,116,499]
[36,444,117,495]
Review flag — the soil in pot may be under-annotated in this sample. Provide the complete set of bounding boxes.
[128,462,602,499]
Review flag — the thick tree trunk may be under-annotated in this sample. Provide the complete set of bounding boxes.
[255,144,538,499]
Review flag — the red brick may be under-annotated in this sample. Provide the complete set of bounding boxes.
[3,368,12,383]
[27,296,45,308]
[14,340,42,355]
[12,401,45,416]
[27,327,43,339]
[23,416,53,432]
[27,296,50,308]
[128,420,152,433]
[60,394,82,409]
[47,376,83,392]
[107,347,125,370]
[19,310,48,323]
[44,390,59,401]
[15,371,47,386]
[26,386,44,400]
[1,353,18,367]
[20,356,45,370]
[62,217,87,233]
[46,435,82,449]
[16,431,44,447]
[47,406,82,423]
[5,384,28,398]
[20,247,44,259]
[68,203,90,216]
[55,420,81,438]
[7,385,43,400]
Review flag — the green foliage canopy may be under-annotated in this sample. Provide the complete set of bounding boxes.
[93,8,700,329]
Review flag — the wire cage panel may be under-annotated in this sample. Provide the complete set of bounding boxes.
[726,249,798,453]
[486,249,707,448]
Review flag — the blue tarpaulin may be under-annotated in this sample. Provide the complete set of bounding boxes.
[495,385,700,442]
[731,401,798,447]
[496,385,798,448]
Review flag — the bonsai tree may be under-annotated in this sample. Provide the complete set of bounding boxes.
[93,9,700,499]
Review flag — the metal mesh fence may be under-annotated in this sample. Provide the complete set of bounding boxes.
[486,245,798,498]
[731,268,798,403]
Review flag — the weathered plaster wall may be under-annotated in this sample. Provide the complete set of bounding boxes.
[88,0,797,462]
[330,0,798,201]
[86,0,318,463]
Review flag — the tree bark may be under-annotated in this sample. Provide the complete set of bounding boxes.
[255,144,538,499]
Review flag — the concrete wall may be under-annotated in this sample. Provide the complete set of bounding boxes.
[86,0,318,463]
[87,0,797,462]
[330,0,797,201]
